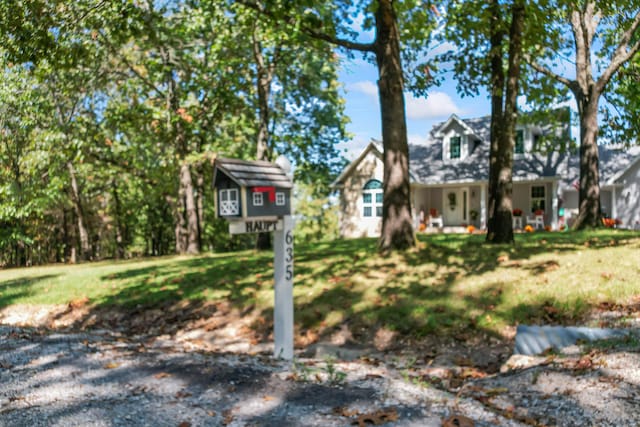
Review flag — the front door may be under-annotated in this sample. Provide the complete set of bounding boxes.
[443,188,468,226]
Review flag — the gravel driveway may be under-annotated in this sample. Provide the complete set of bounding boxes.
[1,325,639,427]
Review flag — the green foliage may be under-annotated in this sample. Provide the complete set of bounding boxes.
[294,183,340,244]
[0,0,348,265]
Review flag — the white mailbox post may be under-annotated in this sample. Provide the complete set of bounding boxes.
[212,157,294,360]
[272,215,294,359]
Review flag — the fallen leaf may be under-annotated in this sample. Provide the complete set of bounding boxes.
[221,410,234,426]
[497,255,509,263]
[178,422,191,427]
[154,372,171,379]
[175,390,192,398]
[103,362,119,369]
[442,414,475,427]
[574,355,593,370]
[263,395,275,401]
[69,296,90,309]
[352,408,399,426]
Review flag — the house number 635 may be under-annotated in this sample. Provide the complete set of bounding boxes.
[285,230,293,280]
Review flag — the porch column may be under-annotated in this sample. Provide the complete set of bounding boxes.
[551,181,559,230]
[480,184,487,230]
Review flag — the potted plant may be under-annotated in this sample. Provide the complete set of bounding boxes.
[512,208,522,217]
[470,209,478,221]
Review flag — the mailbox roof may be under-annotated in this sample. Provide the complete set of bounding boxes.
[214,158,293,189]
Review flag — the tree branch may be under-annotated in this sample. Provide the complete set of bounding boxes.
[236,0,375,52]
[525,55,575,88]
[597,11,640,92]
[302,26,375,52]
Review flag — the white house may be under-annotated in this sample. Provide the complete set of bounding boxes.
[332,110,640,237]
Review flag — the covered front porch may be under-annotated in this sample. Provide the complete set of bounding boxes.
[412,179,561,232]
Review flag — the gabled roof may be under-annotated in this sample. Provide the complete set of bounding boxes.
[605,145,640,184]
[433,114,482,139]
[214,158,293,189]
[331,140,383,188]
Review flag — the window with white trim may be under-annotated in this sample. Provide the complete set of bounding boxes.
[363,179,383,217]
[531,185,545,213]
[514,129,524,154]
[219,189,239,215]
[252,192,263,206]
[450,136,461,159]
[275,192,285,206]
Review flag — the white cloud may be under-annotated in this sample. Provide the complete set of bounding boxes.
[405,91,461,120]
[346,80,379,99]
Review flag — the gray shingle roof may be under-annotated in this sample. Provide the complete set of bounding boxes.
[214,158,293,189]
[409,114,639,189]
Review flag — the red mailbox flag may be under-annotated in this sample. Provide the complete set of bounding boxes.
[252,186,276,202]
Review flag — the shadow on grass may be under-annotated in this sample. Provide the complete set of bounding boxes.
[0,274,61,308]
[2,229,637,360]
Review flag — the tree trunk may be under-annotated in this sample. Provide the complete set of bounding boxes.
[487,0,524,244]
[253,31,275,251]
[486,0,509,243]
[111,179,126,259]
[67,161,91,261]
[180,163,200,254]
[195,166,204,252]
[375,0,414,253]
[572,91,602,229]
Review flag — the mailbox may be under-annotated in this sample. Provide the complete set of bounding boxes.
[213,157,293,220]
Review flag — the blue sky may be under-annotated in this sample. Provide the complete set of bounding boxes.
[336,56,492,158]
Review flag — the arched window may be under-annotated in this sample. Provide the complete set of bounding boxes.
[363,179,383,217]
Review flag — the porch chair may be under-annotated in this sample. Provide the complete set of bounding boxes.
[526,212,545,229]
[429,208,443,228]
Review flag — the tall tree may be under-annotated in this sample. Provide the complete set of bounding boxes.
[240,0,437,253]
[486,0,525,243]
[440,0,526,243]
[527,1,640,229]
[231,4,349,250]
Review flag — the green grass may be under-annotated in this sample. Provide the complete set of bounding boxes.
[1,229,639,340]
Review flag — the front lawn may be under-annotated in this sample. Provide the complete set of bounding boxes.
[1,229,639,340]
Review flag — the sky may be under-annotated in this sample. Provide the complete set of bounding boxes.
[336,55,491,159]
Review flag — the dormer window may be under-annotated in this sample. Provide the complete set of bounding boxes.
[450,136,461,159]
[515,129,524,154]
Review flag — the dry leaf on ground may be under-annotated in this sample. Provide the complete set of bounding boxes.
[442,414,475,427]
[351,407,398,426]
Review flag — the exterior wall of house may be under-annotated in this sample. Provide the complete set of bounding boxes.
[600,190,613,218]
[615,160,640,228]
[511,184,529,216]
[338,151,384,238]
[468,185,482,227]
[413,188,430,222]
[561,189,579,227]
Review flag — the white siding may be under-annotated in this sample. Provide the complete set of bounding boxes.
[615,159,640,228]
[338,151,384,238]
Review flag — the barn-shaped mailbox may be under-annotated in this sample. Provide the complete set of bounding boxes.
[213,157,293,220]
